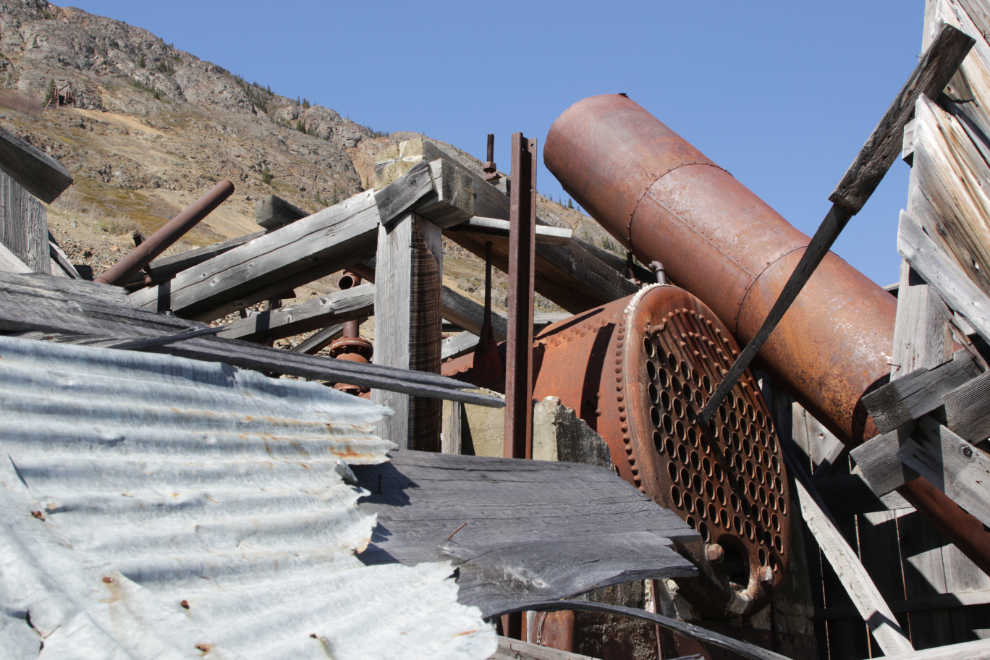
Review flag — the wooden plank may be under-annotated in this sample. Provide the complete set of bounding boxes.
[441,400,463,455]
[830,24,975,214]
[216,283,374,342]
[48,233,80,279]
[447,216,572,245]
[891,260,953,381]
[861,350,980,434]
[255,194,307,230]
[490,637,604,660]
[290,324,343,355]
[374,160,436,226]
[128,190,383,322]
[442,285,507,341]
[0,271,504,408]
[884,637,990,660]
[898,418,990,529]
[944,369,990,442]
[0,170,48,273]
[782,436,914,655]
[371,213,444,449]
[899,506,955,650]
[442,330,481,361]
[354,450,698,620]
[815,587,990,619]
[0,124,72,203]
[898,209,990,346]
[140,231,264,284]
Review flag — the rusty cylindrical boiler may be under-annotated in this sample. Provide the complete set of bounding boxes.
[544,94,990,575]
[531,285,791,618]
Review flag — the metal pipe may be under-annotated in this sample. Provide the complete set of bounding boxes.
[504,133,537,460]
[95,180,234,286]
[544,94,990,574]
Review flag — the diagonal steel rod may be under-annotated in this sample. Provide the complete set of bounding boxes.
[699,24,974,425]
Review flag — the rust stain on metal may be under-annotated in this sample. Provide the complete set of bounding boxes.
[96,180,234,286]
[544,93,990,576]
[327,271,374,396]
[532,286,790,618]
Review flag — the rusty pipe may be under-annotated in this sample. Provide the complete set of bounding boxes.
[95,180,234,286]
[544,95,990,574]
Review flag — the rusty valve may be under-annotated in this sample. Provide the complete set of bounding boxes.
[327,271,373,396]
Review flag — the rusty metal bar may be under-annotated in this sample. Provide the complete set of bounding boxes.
[95,180,234,286]
[698,24,974,426]
[544,93,990,575]
[504,133,537,460]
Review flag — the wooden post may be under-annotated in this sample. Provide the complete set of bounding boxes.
[371,212,443,450]
[0,170,49,274]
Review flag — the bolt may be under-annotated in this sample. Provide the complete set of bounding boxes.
[758,566,774,585]
[180,600,190,609]
[102,576,114,584]
[705,543,725,564]
[963,446,974,459]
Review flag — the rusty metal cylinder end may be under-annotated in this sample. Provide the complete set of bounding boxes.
[531,285,790,619]
[758,566,774,585]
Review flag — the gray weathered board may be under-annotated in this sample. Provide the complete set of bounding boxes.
[135,230,264,286]
[0,124,72,204]
[255,194,307,230]
[0,169,49,273]
[290,324,344,355]
[217,283,374,342]
[944,369,990,442]
[0,271,503,407]
[447,216,572,244]
[353,450,698,619]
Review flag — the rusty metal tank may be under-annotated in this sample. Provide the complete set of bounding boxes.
[531,285,790,618]
[544,94,990,576]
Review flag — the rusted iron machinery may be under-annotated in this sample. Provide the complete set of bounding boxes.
[530,285,789,619]
[543,94,990,576]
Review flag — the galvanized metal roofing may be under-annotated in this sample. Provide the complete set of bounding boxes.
[0,335,496,660]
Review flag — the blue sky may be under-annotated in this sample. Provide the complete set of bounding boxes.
[67,0,925,286]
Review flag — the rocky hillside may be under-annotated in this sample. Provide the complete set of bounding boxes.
[0,0,619,315]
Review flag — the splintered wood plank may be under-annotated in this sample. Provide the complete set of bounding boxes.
[353,450,698,620]
[944,368,990,442]
[898,418,990,529]
[0,124,72,204]
[830,24,974,214]
[216,284,374,343]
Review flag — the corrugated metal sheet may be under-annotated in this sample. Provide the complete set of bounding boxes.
[0,335,496,660]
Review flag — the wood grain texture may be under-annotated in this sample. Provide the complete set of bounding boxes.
[883,637,990,660]
[0,124,72,204]
[442,285,507,340]
[353,450,698,619]
[0,170,48,273]
[441,330,479,361]
[129,190,380,322]
[899,209,990,345]
[829,24,975,213]
[944,369,990,441]
[441,400,463,455]
[140,231,264,285]
[782,435,914,655]
[373,160,436,226]
[891,260,953,381]
[862,349,979,434]
[254,194,307,230]
[898,418,990,529]
[216,283,374,342]
[850,428,921,497]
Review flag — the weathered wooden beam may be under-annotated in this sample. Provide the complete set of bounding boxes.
[441,330,480,361]
[255,194,307,230]
[138,231,264,285]
[216,283,374,342]
[0,271,504,408]
[290,324,343,355]
[0,124,72,204]
[899,209,990,345]
[944,369,990,442]
[830,25,975,213]
[898,418,990,529]
[447,216,572,245]
[48,234,80,279]
[442,285,507,341]
[128,190,383,322]
[0,239,30,273]
[0,170,49,273]
[782,436,914,655]
[850,427,920,497]
[861,349,980,434]
[372,213,444,449]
